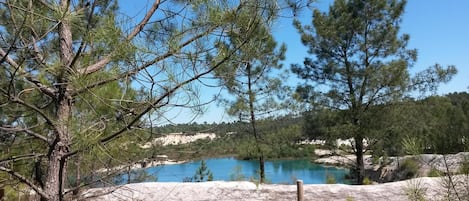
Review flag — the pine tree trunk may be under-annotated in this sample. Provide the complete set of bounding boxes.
[259,155,265,183]
[44,1,74,200]
[44,97,72,201]
[246,63,265,183]
[355,136,365,184]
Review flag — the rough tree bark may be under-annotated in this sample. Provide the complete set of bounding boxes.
[354,136,365,184]
[43,1,74,200]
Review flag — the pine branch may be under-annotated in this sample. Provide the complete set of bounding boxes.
[72,26,216,96]
[0,46,56,98]
[0,47,19,68]
[0,153,45,165]
[76,0,161,75]
[8,96,56,130]
[98,29,253,145]
[0,125,49,143]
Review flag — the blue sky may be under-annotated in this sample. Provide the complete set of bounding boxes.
[275,0,469,93]
[120,1,469,124]
[197,0,469,124]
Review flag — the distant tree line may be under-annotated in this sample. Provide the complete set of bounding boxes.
[301,92,469,180]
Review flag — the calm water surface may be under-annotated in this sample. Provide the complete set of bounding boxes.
[142,157,349,184]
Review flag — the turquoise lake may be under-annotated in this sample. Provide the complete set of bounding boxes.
[135,157,349,184]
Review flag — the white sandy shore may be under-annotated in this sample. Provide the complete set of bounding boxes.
[82,176,468,201]
[96,159,186,173]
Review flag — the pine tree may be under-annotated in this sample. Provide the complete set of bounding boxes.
[0,0,294,200]
[213,1,288,183]
[292,0,456,184]
[193,160,213,182]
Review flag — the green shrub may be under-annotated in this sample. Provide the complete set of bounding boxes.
[346,196,354,201]
[362,177,373,185]
[371,155,381,166]
[302,144,315,157]
[427,167,443,177]
[404,179,427,201]
[399,158,419,179]
[326,174,336,184]
[460,158,469,175]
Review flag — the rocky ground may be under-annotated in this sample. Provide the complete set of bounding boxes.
[314,152,469,182]
[81,176,469,201]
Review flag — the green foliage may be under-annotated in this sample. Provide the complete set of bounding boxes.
[211,0,296,184]
[402,137,425,155]
[1,184,33,201]
[293,0,414,184]
[326,174,336,184]
[427,167,443,177]
[393,95,469,155]
[293,0,456,184]
[208,172,214,181]
[399,159,419,179]
[193,160,213,182]
[0,0,299,199]
[235,121,311,160]
[460,157,469,175]
[404,179,428,201]
[362,177,372,185]
[146,115,307,162]
[345,196,355,201]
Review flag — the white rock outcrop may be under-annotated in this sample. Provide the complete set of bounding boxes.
[140,132,217,148]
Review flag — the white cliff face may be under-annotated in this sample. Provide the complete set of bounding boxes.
[140,133,217,148]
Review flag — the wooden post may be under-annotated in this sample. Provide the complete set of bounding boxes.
[296,180,304,201]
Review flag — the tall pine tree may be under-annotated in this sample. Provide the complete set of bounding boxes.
[213,1,288,183]
[292,0,456,184]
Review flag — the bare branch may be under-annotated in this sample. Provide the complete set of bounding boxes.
[24,76,56,98]
[0,153,45,165]
[0,48,19,67]
[0,166,47,199]
[30,34,48,68]
[0,125,49,143]
[77,0,161,75]
[127,0,161,41]
[8,96,56,129]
